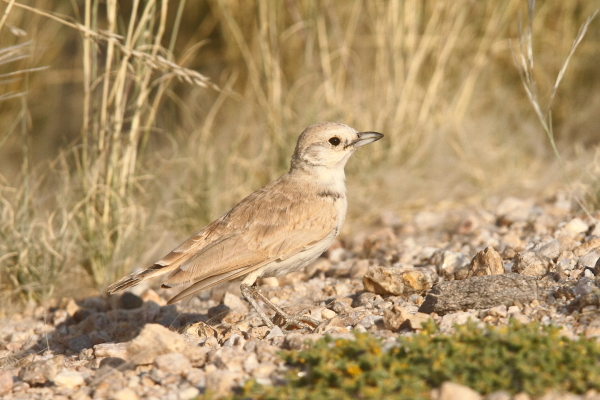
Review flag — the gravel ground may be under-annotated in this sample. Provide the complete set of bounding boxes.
[2,195,600,400]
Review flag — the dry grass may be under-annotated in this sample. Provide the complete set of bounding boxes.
[0,0,598,308]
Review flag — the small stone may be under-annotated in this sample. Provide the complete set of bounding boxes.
[440,251,469,275]
[438,381,482,400]
[407,313,431,330]
[0,370,14,396]
[573,237,600,256]
[127,324,187,365]
[532,240,561,259]
[330,298,353,314]
[154,352,191,375]
[265,326,284,340]
[179,387,200,400]
[112,387,139,400]
[564,218,588,235]
[440,312,477,330]
[383,305,410,330]
[513,252,550,277]
[402,269,438,292]
[487,305,508,318]
[584,318,600,338]
[467,247,504,277]
[247,326,270,340]
[363,266,405,295]
[579,251,600,269]
[119,292,144,309]
[321,309,337,319]
[53,370,85,388]
[94,343,129,360]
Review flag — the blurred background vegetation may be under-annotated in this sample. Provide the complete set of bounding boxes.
[0,0,598,307]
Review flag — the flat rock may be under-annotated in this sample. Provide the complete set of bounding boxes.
[127,323,187,365]
[419,273,539,315]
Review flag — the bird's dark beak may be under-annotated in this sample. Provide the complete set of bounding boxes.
[350,131,384,148]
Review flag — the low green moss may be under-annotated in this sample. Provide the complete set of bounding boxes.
[209,320,600,400]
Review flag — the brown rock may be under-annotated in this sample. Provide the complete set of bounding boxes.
[363,266,404,295]
[467,247,504,277]
[403,269,438,292]
[513,252,550,277]
[574,237,600,257]
[127,324,187,365]
[247,326,270,340]
[383,304,410,330]
[406,313,432,330]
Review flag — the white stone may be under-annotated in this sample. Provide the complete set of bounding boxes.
[564,218,588,235]
[438,381,482,400]
[52,370,84,388]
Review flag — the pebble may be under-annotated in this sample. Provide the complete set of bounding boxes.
[127,324,187,365]
[362,265,405,295]
[53,370,85,388]
[437,381,482,400]
[467,246,504,277]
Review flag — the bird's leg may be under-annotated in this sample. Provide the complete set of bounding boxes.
[240,284,320,331]
[240,284,274,329]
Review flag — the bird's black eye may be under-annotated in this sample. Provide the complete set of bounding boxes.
[329,137,341,146]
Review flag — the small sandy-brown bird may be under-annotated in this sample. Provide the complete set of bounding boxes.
[108,122,383,330]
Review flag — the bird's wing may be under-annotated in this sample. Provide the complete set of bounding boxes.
[161,178,338,288]
[107,176,339,299]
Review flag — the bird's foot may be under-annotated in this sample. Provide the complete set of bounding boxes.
[241,283,319,332]
[272,311,320,331]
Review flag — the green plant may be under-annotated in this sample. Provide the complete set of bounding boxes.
[216,321,600,399]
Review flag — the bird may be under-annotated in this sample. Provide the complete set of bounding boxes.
[107,122,383,330]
